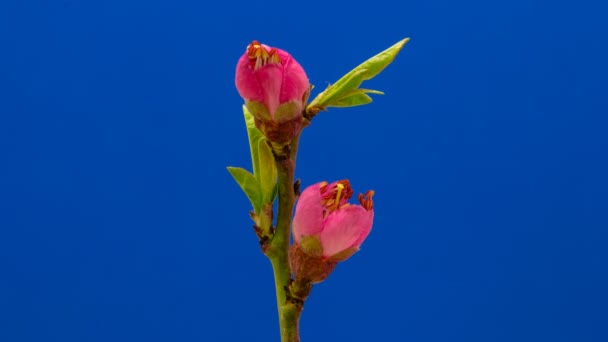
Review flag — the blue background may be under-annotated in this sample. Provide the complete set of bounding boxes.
[1,0,607,341]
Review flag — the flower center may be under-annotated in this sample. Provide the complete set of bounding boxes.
[246,40,281,71]
[319,180,353,217]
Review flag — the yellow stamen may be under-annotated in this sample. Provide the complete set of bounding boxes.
[320,180,353,214]
[246,41,282,70]
[269,49,280,63]
[333,183,345,210]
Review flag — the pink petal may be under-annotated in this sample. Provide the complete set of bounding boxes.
[277,49,309,104]
[255,64,283,117]
[235,54,262,102]
[292,182,325,243]
[235,53,284,116]
[351,208,374,248]
[319,205,374,258]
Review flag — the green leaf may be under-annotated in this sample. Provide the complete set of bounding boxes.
[331,92,373,107]
[329,88,385,107]
[227,166,262,213]
[316,68,369,106]
[307,38,409,110]
[243,106,264,178]
[257,139,278,203]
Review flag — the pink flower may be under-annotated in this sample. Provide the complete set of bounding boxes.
[293,180,374,260]
[235,41,310,142]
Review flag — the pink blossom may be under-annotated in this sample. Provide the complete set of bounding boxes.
[293,180,374,260]
[235,41,309,124]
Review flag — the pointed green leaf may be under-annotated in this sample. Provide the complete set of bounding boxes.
[316,68,369,106]
[257,139,278,203]
[227,166,262,213]
[330,88,385,107]
[357,88,385,95]
[243,106,264,178]
[307,38,409,111]
[339,38,409,84]
[331,92,373,107]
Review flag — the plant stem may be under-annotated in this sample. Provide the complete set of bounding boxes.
[267,134,302,342]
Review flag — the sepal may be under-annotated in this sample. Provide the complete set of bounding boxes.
[326,246,359,262]
[298,235,323,258]
[289,243,337,284]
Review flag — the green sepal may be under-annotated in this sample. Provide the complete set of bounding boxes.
[327,247,359,262]
[299,235,323,258]
[257,138,278,203]
[307,38,409,110]
[227,166,262,214]
[273,100,302,123]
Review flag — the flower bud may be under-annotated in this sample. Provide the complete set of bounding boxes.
[235,41,310,143]
[290,180,374,283]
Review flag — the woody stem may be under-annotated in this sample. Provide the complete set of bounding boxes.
[267,134,302,342]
